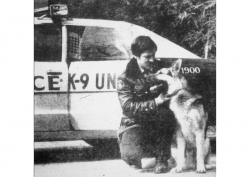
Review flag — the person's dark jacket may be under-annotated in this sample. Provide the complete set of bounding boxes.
[117,58,170,130]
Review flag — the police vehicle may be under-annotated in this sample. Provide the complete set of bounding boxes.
[34,0,215,150]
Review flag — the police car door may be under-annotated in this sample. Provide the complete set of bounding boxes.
[34,23,69,135]
[67,26,129,133]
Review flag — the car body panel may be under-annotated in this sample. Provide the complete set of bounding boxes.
[68,60,127,130]
[34,62,69,132]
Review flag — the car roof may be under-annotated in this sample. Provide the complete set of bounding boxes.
[34,17,201,59]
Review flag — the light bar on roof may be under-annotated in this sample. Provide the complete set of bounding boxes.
[50,4,68,16]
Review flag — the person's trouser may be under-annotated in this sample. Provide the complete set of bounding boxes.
[118,115,175,165]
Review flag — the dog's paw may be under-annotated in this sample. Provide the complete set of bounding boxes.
[170,166,183,173]
[205,164,213,170]
[196,165,206,173]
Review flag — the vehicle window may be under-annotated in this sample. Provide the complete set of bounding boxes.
[68,26,129,61]
[34,24,62,62]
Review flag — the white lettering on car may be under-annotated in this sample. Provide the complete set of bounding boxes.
[35,73,117,91]
[181,67,200,74]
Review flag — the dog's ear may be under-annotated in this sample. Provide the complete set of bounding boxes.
[171,59,182,76]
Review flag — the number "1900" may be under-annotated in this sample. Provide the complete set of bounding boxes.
[181,67,200,74]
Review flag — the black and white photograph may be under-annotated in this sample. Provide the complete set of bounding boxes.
[6,0,250,177]
[33,0,216,176]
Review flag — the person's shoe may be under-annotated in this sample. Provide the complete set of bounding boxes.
[153,161,168,174]
[129,159,142,169]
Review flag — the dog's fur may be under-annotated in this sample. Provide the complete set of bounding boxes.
[151,59,211,173]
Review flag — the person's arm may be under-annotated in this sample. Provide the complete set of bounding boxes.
[117,77,169,117]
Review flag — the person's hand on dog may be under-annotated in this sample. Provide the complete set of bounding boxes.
[150,84,163,93]
[155,91,170,106]
[156,68,171,75]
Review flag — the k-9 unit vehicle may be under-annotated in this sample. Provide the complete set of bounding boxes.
[34,0,215,146]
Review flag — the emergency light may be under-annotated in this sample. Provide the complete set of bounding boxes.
[50,4,68,16]
[49,0,68,17]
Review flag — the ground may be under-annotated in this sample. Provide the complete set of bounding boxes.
[34,139,216,177]
[35,158,216,177]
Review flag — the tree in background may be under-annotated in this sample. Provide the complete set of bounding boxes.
[166,0,216,59]
[69,0,216,59]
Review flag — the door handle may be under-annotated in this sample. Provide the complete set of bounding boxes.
[47,71,62,75]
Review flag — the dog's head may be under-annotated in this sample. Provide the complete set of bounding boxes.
[148,59,188,96]
[169,59,189,93]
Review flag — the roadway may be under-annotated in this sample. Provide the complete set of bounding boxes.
[34,139,216,177]
[35,157,216,177]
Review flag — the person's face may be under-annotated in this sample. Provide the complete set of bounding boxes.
[136,49,156,71]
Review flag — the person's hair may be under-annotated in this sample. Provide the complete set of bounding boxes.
[131,36,157,57]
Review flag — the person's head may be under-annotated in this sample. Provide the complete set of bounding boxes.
[131,36,157,71]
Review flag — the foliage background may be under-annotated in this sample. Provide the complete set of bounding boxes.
[68,0,216,59]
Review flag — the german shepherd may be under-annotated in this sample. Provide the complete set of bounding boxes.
[149,59,211,173]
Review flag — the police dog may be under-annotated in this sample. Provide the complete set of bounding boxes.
[150,59,211,173]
